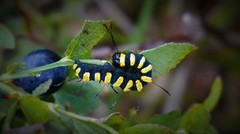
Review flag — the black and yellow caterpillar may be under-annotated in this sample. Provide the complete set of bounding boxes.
[72,52,153,92]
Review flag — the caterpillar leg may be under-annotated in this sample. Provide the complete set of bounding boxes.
[136,96,141,114]
[70,82,85,100]
[110,85,119,94]
[94,84,105,100]
[110,96,120,110]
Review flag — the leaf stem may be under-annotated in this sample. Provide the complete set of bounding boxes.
[0,82,15,94]
[54,106,117,134]
[1,100,18,133]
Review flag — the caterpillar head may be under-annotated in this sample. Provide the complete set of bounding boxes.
[112,52,121,68]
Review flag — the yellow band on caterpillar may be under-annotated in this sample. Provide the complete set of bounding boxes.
[130,53,135,66]
[123,80,133,92]
[141,64,152,74]
[83,72,90,82]
[120,53,126,67]
[104,72,112,84]
[94,72,101,81]
[137,56,146,69]
[136,80,143,92]
[141,76,152,83]
[113,76,124,87]
[73,64,77,70]
[75,68,81,77]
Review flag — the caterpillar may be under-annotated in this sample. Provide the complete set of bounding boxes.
[72,24,169,95]
[72,58,153,92]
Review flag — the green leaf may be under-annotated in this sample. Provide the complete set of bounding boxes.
[19,96,54,124]
[178,104,214,134]
[0,24,15,49]
[64,20,111,59]
[0,82,15,94]
[149,110,181,130]
[203,76,222,112]
[103,112,125,130]
[0,99,17,119]
[1,99,18,133]
[142,42,197,77]
[32,79,52,96]
[72,119,109,134]
[119,124,175,134]
[175,129,188,134]
[53,81,101,114]
[103,112,136,131]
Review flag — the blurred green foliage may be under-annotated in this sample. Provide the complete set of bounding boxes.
[0,19,198,133]
[0,0,239,133]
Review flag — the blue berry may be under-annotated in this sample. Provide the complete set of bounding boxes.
[14,49,67,95]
